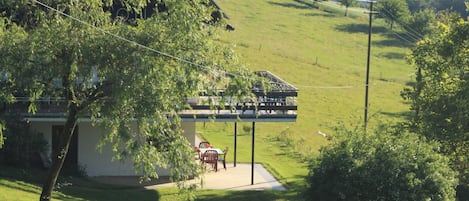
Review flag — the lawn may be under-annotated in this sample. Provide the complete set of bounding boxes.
[1,0,414,200]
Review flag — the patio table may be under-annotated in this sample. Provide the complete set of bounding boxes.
[199,148,224,156]
[199,148,224,161]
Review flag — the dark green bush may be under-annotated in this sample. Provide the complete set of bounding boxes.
[0,115,48,167]
[304,124,458,201]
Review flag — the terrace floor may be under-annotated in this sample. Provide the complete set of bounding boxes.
[93,163,285,191]
[148,163,286,191]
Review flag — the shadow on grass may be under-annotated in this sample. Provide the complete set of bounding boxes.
[268,1,311,10]
[302,12,337,17]
[58,186,161,201]
[293,0,319,9]
[0,165,162,201]
[405,80,416,87]
[195,188,302,201]
[377,52,407,60]
[373,36,415,48]
[335,23,387,34]
[195,173,307,201]
[380,111,413,120]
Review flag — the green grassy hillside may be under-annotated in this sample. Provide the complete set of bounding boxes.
[204,0,413,149]
[198,0,415,193]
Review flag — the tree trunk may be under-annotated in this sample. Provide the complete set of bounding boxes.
[414,67,422,120]
[39,104,79,201]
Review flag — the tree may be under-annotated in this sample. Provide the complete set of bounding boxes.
[402,14,469,199]
[376,0,411,30]
[406,0,468,19]
[406,0,430,13]
[304,124,458,201]
[431,0,468,19]
[0,0,254,200]
[0,18,20,149]
[404,8,437,38]
[339,0,355,16]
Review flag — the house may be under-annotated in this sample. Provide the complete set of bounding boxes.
[5,71,297,177]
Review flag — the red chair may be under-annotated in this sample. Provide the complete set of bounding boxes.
[199,141,211,148]
[202,149,218,172]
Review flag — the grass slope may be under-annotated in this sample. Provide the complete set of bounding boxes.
[1,0,415,200]
[206,0,413,153]
[198,0,414,196]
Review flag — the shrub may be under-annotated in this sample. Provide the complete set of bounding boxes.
[0,115,48,167]
[304,124,458,201]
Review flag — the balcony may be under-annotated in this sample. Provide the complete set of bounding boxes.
[3,71,297,122]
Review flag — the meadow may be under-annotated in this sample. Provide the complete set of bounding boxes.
[0,0,416,200]
[198,0,414,192]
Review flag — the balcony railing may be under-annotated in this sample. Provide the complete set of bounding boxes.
[3,71,297,120]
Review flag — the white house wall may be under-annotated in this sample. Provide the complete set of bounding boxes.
[29,121,196,177]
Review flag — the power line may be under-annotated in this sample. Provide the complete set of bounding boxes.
[389,29,418,45]
[379,7,424,41]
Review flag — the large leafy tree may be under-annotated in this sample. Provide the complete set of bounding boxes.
[305,124,458,201]
[376,0,411,30]
[0,17,22,149]
[405,8,437,38]
[402,13,469,197]
[0,0,254,200]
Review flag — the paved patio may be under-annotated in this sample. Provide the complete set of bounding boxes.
[93,135,285,191]
[147,163,285,191]
[92,163,285,191]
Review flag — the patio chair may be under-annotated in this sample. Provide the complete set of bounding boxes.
[218,147,228,170]
[202,149,218,172]
[199,141,211,148]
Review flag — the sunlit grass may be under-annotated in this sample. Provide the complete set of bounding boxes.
[1,0,414,200]
[199,0,414,196]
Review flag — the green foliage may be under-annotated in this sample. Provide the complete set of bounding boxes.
[305,124,458,201]
[405,8,437,37]
[406,0,467,19]
[376,0,411,30]
[241,125,251,134]
[0,116,48,167]
[1,0,255,199]
[403,16,469,198]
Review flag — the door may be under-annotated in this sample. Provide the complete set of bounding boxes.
[52,125,78,169]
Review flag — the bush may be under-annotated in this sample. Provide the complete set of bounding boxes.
[0,115,48,167]
[304,124,458,201]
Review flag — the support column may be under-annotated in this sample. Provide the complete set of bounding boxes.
[234,122,237,167]
[251,121,256,185]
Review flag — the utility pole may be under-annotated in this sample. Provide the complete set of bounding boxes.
[364,0,378,131]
